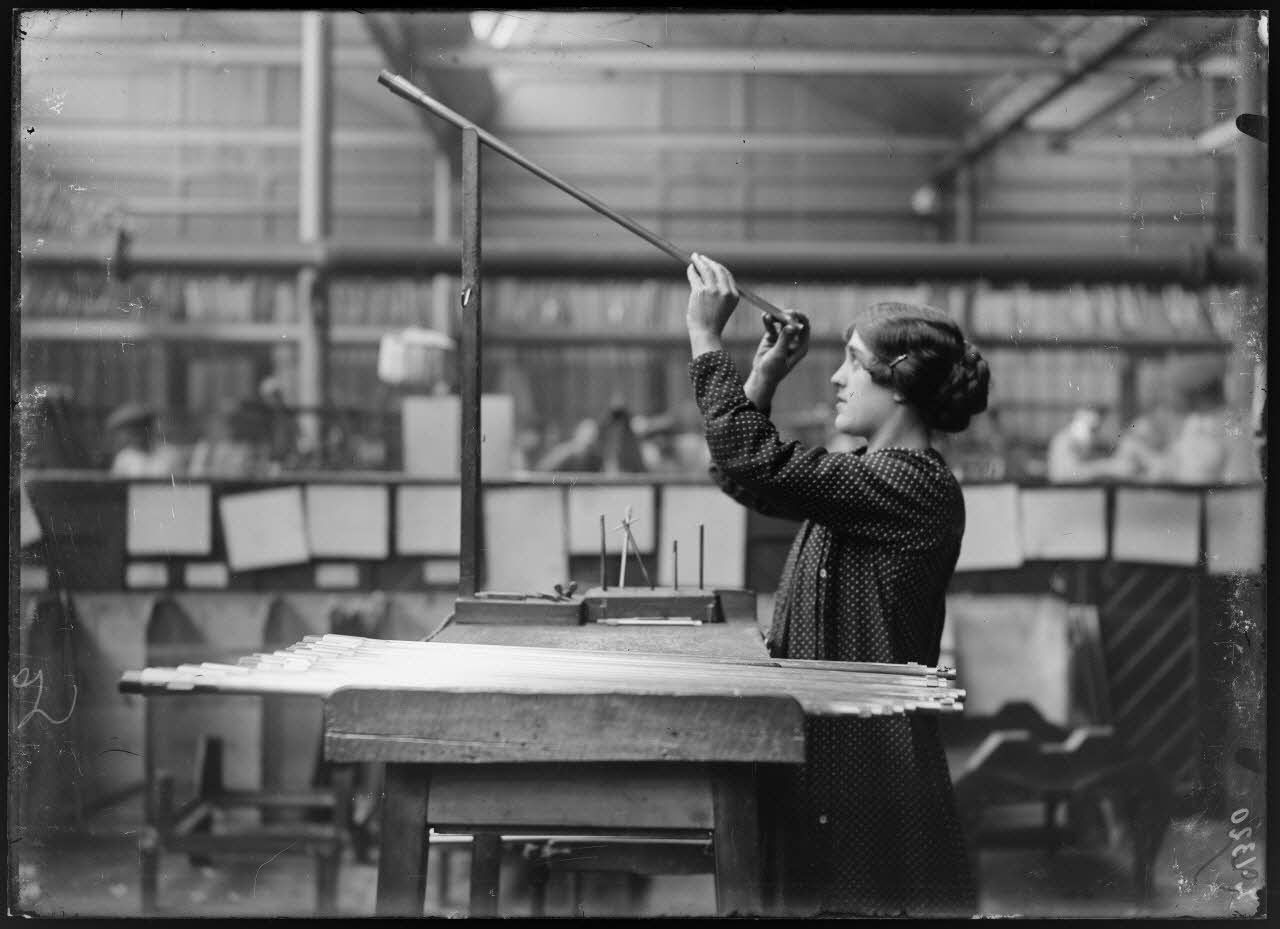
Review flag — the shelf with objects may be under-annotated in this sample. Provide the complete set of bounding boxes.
[17,258,1255,484]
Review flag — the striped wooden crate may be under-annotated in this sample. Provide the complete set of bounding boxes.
[1096,564,1200,787]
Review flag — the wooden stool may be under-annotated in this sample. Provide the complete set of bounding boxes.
[139,735,352,914]
[139,598,356,914]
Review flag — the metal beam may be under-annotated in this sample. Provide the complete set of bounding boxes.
[1068,135,1208,157]
[970,16,1126,134]
[111,196,1224,227]
[34,116,1243,158]
[21,38,383,67]
[32,124,1234,159]
[26,124,428,149]
[43,119,1235,158]
[429,45,1220,76]
[20,237,1265,287]
[40,156,1220,189]
[930,21,1157,184]
[27,38,1239,77]
[24,123,958,155]
[17,318,1233,354]
[495,130,956,156]
[1051,28,1238,144]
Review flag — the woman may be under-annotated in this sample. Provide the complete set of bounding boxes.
[685,253,988,917]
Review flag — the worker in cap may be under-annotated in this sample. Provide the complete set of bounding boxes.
[105,403,180,477]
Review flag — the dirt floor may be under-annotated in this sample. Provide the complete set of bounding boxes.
[8,797,1265,919]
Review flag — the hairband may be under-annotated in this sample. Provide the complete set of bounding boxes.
[888,354,909,369]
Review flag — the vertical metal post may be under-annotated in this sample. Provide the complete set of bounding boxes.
[431,152,454,342]
[458,128,483,598]
[1234,15,1265,252]
[297,11,333,458]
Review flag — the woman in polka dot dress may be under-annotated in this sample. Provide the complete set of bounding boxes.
[685,253,990,917]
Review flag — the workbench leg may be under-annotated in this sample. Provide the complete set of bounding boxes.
[469,831,502,917]
[711,765,762,916]
[375,763,430,916]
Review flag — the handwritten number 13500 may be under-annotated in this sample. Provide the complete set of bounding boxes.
[1228,808,1260,887]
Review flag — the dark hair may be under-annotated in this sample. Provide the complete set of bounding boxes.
[845,302,990,433]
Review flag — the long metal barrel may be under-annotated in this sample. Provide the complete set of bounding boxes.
[377,69,791,323]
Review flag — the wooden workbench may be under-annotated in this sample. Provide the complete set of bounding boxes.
[323,618,804,916]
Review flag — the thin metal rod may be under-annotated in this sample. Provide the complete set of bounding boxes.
[698,524,705,591]
[120,644,966,716]
[618,507,630,587]
[625,526,654,590]
[458,127,482,598]
[132,646,963,694]
[377,69,789,323]
[146,633,957,679]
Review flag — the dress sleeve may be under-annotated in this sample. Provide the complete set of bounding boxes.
[689,349,956,547]
[707,462,810,522]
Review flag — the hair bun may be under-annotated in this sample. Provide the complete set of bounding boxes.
[926,344,990,433]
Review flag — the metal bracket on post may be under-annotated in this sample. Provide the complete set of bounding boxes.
[458,127,482,599]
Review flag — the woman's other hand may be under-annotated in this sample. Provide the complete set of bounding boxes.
[752,310,810,383]
[743,311,808,414]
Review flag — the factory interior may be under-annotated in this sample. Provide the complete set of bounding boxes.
[11,10,1268,920]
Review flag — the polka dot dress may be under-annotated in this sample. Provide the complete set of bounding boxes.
[691,350,977,917]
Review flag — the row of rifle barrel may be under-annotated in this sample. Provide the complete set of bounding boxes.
[119,633,964,718]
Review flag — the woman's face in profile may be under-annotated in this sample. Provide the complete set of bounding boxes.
[830,330,897,438]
